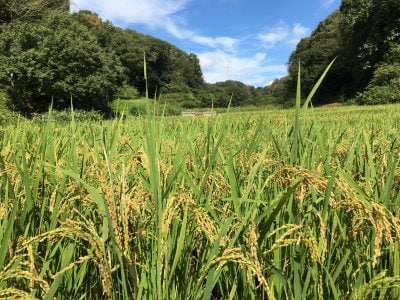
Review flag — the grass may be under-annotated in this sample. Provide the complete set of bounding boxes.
[111,97,182,116]
[111,97,155,114]
[0,102,399,299]
[1,59,400,298]
[110,97,283,117]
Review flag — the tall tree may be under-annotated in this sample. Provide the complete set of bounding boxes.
[1,0,69,23]
[0,13,123,113]
[286,10,342,104]
[339,0,400,94]
[73,10,204,99]
[355,43,400,104]
[279,0,400,105]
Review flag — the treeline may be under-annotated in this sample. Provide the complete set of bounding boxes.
[2,0,396,115]
[0,0,69,23]
[0,1,273,115]
[268,0,400,105]
[0,1,202,114]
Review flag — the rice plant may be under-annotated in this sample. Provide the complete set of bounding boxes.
[0,73,400,298]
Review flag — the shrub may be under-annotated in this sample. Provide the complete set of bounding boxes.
[0,90,21,124]
[117,84,140,100]
[128,100,181,116]
[355,45,400,105]
[31,109,104,123]
[0,108,21,125]
[355,79,400,105]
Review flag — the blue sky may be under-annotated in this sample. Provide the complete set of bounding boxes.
[71,0,341,87]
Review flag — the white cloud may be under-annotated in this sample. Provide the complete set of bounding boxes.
[258,26,289,47]
[192,36,238,53]
[71,0,187,27]
[71,0,293,86]
[72,0,238,52]
[258,23,310,47]
[322,0,336,7]
[292,23,309,37]
[197,50,287,87]
[164,20,238,52]
[289,23,311,45]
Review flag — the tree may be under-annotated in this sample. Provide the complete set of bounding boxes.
[197,80,254,107]
[73,10,204,101]
[168,52,204,91]
[0,1,11,23]
[355,43,400,104]
[280,0,400,105]
[339,0,400,94]
[0,0,69,23]
[267,76,292,105]
[286,10,343,104]
[0,13,124,113]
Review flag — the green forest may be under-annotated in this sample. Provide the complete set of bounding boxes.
[0,0,399,117]
[269,0,400,105]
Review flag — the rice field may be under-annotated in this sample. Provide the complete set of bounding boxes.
[0,103,400,299]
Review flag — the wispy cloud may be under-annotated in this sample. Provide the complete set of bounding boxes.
[258,23,310,47]
[72,0,238,52]
[71,0,301,86]
[290,23,310,44]
[292,24,309,38]
[164,20,239,52]
[258,26,289,47]
[71,0,187,27]
[197,50,287,86]
[321,0,336,8]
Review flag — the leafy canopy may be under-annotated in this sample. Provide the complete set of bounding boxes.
[0,13,124,113]
[272,0,400,105]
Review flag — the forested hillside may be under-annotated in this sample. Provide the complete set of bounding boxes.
[0,0,69,23]
[0,1,205,114]
[0,0,398,116]
[0,0,272,115]
[268,0,400,105]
